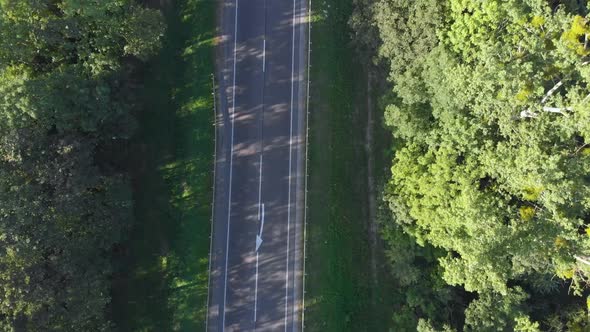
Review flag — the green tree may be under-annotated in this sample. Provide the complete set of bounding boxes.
[0,0,164,330]
[370,0,590,330]
[463,287,530,331]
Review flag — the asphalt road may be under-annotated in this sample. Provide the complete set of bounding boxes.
[207,0,308,331]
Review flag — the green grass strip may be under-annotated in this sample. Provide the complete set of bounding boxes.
[304,0,387,331]
[110,1,215,330]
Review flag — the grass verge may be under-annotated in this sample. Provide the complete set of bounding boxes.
[304,0,395,330]
[110,1,215,330]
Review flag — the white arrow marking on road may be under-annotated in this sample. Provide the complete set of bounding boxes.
[254,206,264,322]
[256,204,265,252]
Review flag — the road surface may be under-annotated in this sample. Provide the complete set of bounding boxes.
[207,0,308,331]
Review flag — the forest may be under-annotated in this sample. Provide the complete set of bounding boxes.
[0,1,163,330]
[353,0,590,330]
[4,0,590,331]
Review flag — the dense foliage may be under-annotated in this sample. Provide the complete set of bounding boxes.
[0,1,163,330]
[361,0,590,330]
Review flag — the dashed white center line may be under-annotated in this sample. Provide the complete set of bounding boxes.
[262,39,266,73]
[254,251,260,323]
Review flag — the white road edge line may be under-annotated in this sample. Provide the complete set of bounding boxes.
[293,2,308,330]
[262,39,266,73]
[285,0,296,330]
[222,0,239,330]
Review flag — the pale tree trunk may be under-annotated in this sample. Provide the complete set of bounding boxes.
[575,255,590,267]
[520,62,589,118]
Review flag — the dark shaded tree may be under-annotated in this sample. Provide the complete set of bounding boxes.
[0,0,164,330]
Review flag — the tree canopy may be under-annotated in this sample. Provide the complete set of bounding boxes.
[0,1,163,330]
[360,0,590,329]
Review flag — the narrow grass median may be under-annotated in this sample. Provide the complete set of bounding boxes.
[110,1,215,330]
